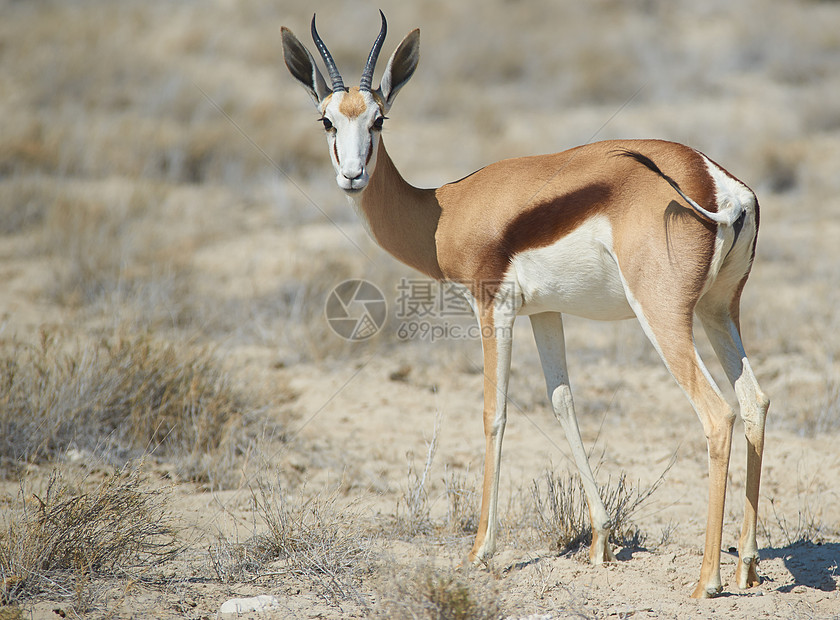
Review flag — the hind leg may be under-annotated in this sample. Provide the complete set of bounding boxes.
[699,306,770,588]
[625,293,736,597]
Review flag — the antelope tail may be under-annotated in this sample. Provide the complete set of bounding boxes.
[614,148,742,226]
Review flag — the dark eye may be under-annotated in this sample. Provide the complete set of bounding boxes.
[319,116,334,131]
[372,116,386,130]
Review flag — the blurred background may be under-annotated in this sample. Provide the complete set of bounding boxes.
[1,0,838,428]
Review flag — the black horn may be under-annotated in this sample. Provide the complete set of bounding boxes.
[311,14,345,92]
[359,10,387,92]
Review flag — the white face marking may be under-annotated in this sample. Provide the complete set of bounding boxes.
[319,90,384,193]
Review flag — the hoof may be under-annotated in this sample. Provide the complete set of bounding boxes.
[690,583,722,599]
[589,546,617,564]
[465,549,491,570]
[589,530,617,564]
[736,556,761,589]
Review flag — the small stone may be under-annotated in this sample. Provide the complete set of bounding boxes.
[389,365,412,381]
[219,595,280,616]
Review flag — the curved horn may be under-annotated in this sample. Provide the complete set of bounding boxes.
[311,14,345,92]
[359,10,387,92]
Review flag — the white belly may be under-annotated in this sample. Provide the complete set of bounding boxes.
[509,215,634,320]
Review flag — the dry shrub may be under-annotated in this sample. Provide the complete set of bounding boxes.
[202,257,358,360]
[210,481,375,605]
[0,466,179,608]
[39,185,195,318]
[529,460,672,555]
[0,605,23,620]
[0,330,266,486]
[761,478,839,548]
[374,563,502,620]
[443,466,478,536]
[255,481,375,603]
[754,142,802,194]
[201,254,421,362]
[0,119,60,178]
[394,418,439,538]
[766,498,826,548]
[529,470,589,553]
[392,420,478,540]
[0,175,54,235]
[207,533,267,585]
[800,371,840,437]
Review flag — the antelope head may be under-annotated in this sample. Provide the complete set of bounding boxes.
[281,11,419,193]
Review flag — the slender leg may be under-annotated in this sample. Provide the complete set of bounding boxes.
[530,312,616,564]
[699,308,770,589]
[468,303,516,564]
[631,303,735,598]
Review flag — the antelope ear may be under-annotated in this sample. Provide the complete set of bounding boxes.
[377,29,419,112]
[281,26,331,106]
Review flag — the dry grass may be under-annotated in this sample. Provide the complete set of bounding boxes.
[0,176,53,236]
[207,533,266,586]
[443,466,479,537]
[34,181,204,333]
[761,471,839,548]
[209,480,376,606]
[373,563,502,620]
[0,466,179,610]
[389,415,480,540]
[199,257,362,360]
[798,363,840,437]
[0,330,270,487]
[393,416,441,538]
[766,498,827,548]
[528,459,672,555]
[254,481,376,604]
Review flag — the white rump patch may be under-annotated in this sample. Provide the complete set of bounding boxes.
[702,155,756,225]
[700,156,759,296]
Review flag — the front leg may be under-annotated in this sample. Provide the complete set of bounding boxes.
[468,304,515,565]
[530,312,616,565]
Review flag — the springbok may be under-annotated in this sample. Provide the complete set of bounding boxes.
[280,12,769,598]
